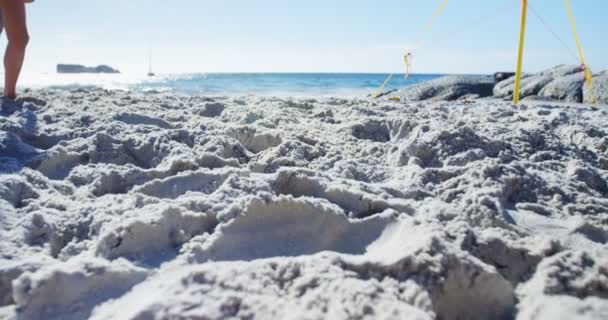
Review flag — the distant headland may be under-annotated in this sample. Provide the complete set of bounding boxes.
[57,64,120,74]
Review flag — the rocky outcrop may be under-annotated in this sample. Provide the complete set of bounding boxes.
[388,75,495,101]
[491,65,608,104]
[494,72,515,83]
[56,64,120,74]
[493,74,553,100]
[381,65,606,104]
[493,65,582,100]
[538,64,582,78]
[538,73,585,103]
[584,74,608,104]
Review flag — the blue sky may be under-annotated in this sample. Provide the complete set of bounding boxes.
[17,0,608,74]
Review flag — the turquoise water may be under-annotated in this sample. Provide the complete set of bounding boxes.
[136,73,442,97]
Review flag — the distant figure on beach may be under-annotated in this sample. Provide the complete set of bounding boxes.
[0,0,32,100]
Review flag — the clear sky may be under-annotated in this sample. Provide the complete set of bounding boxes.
[16,0,608,74]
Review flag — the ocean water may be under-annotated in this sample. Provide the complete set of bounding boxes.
[137,73,442,97]
[18,72,442,98]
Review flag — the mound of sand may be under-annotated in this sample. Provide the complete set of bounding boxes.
[1,89,607,319]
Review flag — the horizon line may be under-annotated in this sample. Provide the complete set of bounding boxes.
[30,71,496,76]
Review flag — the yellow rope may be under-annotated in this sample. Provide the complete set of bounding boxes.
[404,54,411,79]
[416,0,451,42]
[372,74,394,99]
[527,2,579,63]
[371,0,450,99]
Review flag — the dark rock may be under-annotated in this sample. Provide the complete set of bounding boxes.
[584,74,608,104]
[538,73,585,103]
[57,64,120,74]
[57,64,86,73]
[389,75,495,101]
[494,75,523,98]
[538,64,582,77]
[92,65,120,73]
[493,65,582,100]
[494,75,553,99]
[494,72,515,83]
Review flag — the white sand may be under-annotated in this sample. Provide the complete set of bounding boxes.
[1,89,607,320]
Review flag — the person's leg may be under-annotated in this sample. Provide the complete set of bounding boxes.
[0,10,4,36]
[1,0,29,99]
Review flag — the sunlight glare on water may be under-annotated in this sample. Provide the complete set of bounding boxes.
[17,72,443,98]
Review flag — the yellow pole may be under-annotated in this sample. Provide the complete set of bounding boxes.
[513,0,528,105]
[565,0,595,104]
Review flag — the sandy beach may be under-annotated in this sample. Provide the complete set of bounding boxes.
[0,87,606,319]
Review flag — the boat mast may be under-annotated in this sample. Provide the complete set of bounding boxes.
[147,43,154,76]
[148,46,153,74]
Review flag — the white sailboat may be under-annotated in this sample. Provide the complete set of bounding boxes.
[147,47,155,77]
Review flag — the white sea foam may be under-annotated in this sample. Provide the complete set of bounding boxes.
[16,72,150,91]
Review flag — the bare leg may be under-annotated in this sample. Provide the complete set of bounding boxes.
[1,0,29,99]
